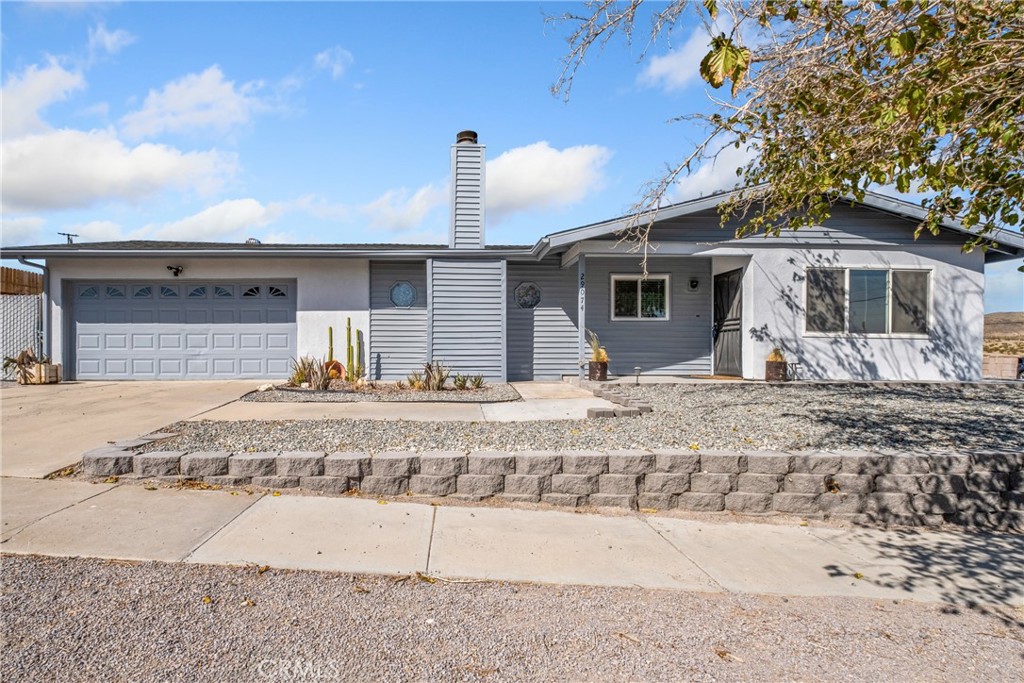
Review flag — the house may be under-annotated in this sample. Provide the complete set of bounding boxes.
[5,131,1022,383]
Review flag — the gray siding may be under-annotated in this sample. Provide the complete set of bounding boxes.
[369,261,427,381]
[651,205,965,246]
[429,259,505,381]
[449,144,485,249]
[585,257,712,375]
[507,258,579,380]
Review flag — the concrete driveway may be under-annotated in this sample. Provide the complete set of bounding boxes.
[0,381,255,478]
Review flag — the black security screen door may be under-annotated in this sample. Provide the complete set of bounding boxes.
[713,269,743,376]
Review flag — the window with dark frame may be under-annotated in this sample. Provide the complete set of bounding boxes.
[806,268,930,335]
[611,275,668,320]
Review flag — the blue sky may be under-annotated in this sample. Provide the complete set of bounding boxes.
[2,1,1021,311]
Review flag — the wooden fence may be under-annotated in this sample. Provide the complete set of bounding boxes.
[1,267,43,295]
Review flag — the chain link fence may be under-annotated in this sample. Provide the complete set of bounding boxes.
[2,295,42,379]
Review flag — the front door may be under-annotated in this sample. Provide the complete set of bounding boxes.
[713,269,742,376]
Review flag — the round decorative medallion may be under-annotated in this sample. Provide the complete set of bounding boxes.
[390,281,417,308]
[514,281,542,309]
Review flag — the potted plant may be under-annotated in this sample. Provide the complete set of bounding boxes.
[765,347,788,382]
[3,348,61,385]
[586,329,609,381]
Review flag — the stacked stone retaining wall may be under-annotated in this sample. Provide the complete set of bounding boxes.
[81,446,1024,530]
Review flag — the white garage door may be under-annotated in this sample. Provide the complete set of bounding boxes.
[72,281,296,380]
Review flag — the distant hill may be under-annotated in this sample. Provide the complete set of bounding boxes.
[985,312,1024,355]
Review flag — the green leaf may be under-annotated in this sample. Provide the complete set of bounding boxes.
[703,0,718,21]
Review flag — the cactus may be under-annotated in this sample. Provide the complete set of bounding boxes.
[346,317,355,380]
[327,326,334,363]
[356,330,364,379]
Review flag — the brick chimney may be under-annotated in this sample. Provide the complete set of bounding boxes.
[449,130,485,248]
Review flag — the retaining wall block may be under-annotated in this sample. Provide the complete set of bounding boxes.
[970,451,1021,472]
[874,474,923,494]
[782,474,827,494]
[560,451,608,476]
[839,452,888,475]
[418,452,468,477]
[745,452,793,475]
[589,493,637,509]
[928,454,971,475]
[966,471,1010,492]
[228,453,278,478]
[689,473,735,494]
[607,450,655,475]
[699,451,746,474]
[516,451,562,476]
[642,473,690,495]
[817,492,866,515]
[277,452,325,477]
[253,476,300,489]
[917,474,967,495]
[372,452,420,477]
[828,474,873,495]
[456,474,504,497]
[772,493,821,515]
[913,493,959,515]
[468,451,516,476]
[886,454,931,475]
[957,492,1005,513]
[180,451,231,477]
[500,493,541,504]
[638,493,677,510]
[676,492,725,512]
[551,474,600,496]
[324,452,371,478]
[542,493,587,508]
[203,475,251,487]
[652,450,700,474]
[1010,471,1024,492]
[360,476,409,496]
[725,492,772,514]
[862,492,915,517]
[299,476,351,495]
[793,453,842,475]
[737,473,782,494]
[82,448,134,477]
[598,474,642,495]
[613,407,641,418]
[409,474,457,496]
[133,451,185,477]
[504,474,552,496]
[952,511,1024,532]
[587,408,615,419]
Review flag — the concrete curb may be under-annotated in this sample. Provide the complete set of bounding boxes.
[78,445,1024,531]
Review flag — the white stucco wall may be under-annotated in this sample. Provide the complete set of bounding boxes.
[45,257,370,371]
[735,245,985,381]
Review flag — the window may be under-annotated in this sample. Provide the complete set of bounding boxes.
[389,281,416,308]
[105,285,125,299]
[215,285,234,298]
[514,282,542,309]
[160,285,179,298]
[243,286,261,298]
[806,268,930,335]
[187,286,207,298]
[611,275,669,320]
[133,285,152,299]
[78,285,98,299]
[269,285,287,298]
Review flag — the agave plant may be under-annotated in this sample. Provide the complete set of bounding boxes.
[423,360,451,391]
[469,374,485,389]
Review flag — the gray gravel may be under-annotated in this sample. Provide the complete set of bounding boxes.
[144,383,1024,454]
[242,383,520,403]
[2,554,1021,682]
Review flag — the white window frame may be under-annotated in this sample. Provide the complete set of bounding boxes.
[803,266,932,338]
[610,274,671,322]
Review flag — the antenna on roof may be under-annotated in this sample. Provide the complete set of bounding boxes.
[58,232,79,244]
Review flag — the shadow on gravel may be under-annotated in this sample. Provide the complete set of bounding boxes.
[823,527,1024,630]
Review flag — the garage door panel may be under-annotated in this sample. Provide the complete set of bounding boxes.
[72,280,296,380]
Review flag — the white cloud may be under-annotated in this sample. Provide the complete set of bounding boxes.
[67,219,123,242]
[119,66,264,139]
[145,198,283,241]
[672,142,757,201]
[361,184,448,231]
[88,23,136,59]
[2,128,235,212]
[638,27,711,93]
[1,59,85,138]
[313,46,354,80]
[1,217,46,247]
[486,142,611,221]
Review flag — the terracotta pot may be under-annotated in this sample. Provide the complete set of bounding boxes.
[765,360,788,382]
[588,361,608,382]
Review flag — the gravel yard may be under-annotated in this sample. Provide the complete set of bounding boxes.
[145,383,1024,454]
[242,383,521,403]
[2,554,1021,683]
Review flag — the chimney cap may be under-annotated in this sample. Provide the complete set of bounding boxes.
[456,130,478,144]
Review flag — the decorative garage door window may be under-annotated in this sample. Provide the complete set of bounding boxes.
[243,286,261,297]
[133,286,152,299]
[105,286,125,299]
[215,285,234,298]
[78,285,99,299]
[269,285,287,298]
[390,281,416,308]
[160,285,179,298]
[514,282,542,309]
[188,286,207,298]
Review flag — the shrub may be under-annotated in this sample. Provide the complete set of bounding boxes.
[453,374,468,390]
[470,374,485,389]
[406,371,423,391]
[423,360,450,391]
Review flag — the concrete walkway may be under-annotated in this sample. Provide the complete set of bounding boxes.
[3,477,1021,608]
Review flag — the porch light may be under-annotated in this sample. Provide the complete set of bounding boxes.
[166,265,184,277]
